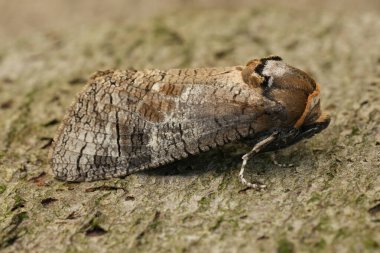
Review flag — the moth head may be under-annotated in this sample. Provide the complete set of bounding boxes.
[242,56,330,140]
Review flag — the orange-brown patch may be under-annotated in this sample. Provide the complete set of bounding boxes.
[316,112,330,123]
[158,83,184,96]
[137,95,175,123]
[138,102,165,123]
[294,83,321,128]
[241,60,264,88]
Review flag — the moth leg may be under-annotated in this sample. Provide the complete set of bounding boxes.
[270,152,294,168]
[239,132,278,189]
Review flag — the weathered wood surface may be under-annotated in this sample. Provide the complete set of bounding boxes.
[0,2,379,252]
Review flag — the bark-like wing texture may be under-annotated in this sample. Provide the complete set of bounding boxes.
[50,67,280,181]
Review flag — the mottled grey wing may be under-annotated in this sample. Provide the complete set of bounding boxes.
[50,68,276,181]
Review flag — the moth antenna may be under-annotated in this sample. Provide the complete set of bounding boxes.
[239,131,278,189]
[270,153,294,168]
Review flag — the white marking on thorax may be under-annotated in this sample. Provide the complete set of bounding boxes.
[262,60,288,78]
[268,76,274,88]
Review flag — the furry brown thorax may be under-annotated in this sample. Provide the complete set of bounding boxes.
[242,56,330,128]
[241,56,330,151]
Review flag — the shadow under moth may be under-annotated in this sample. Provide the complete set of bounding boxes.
[50,56,330,189]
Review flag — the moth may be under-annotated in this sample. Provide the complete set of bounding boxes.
[50,56,330,189]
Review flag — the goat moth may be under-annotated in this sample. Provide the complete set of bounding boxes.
[50,56,330,188]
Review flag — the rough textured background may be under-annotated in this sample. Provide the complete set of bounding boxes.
[0,1,379,252]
